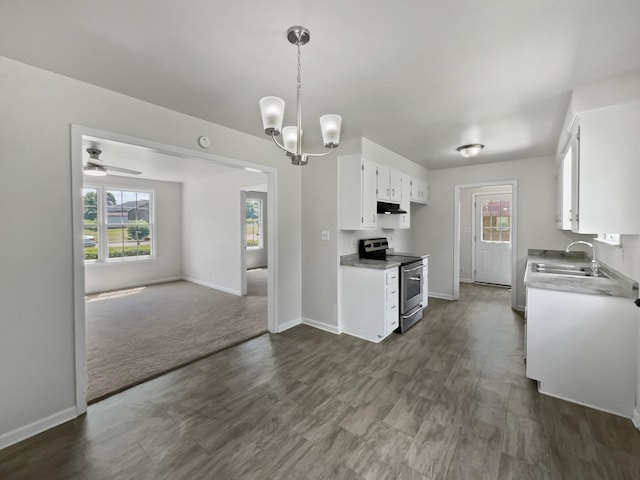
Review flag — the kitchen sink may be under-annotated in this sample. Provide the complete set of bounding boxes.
[531,263,609,279]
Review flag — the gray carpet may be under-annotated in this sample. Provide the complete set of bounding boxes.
[86,270,268,402]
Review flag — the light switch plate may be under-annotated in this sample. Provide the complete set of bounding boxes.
[321,230,330,241]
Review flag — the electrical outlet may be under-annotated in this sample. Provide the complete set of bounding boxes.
[321,230,330,241]
[351,238,356,248]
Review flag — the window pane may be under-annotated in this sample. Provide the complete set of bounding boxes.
[501,229,511,242]
[500,200,511,216]
[83,188,98,260]
[482,228,491,241]
[246,199,263,248]
[482,216,491,228]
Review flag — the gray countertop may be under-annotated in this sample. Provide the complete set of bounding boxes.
[340,251,430,270]
[524,249,638,299]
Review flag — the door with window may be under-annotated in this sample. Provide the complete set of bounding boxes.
[474,193,512,286]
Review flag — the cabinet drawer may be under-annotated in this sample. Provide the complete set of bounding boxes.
[386,303,399,332]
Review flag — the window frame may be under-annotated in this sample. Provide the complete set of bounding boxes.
[245,198,264,250]
[83,184,156,263]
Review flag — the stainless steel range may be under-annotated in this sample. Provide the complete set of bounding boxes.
[359,238,425,332]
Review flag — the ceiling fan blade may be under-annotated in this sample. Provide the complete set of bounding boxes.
[104,164,142,175]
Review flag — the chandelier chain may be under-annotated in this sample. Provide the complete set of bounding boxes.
[296,40,302,96]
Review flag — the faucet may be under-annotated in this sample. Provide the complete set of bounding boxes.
[565,240,599,276]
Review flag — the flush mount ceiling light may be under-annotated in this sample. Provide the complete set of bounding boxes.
[259,26,342,166]
[456,144,485,158]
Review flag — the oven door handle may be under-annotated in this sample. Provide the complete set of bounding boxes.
[402,264,423,273]
[409,276,421,281]
[401,305,424,319]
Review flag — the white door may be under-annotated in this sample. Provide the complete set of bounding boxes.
[474,193,512,286]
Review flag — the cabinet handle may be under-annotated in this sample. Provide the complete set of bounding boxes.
[568,209,572,221]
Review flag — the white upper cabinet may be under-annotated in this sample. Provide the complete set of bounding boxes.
[399,175,411,228]
[410,177,428,204]
[569,103,640,234]
[389,170,402,203]
[555,146,572,230]
[379,173,411,230]
[376,165,391,201]
[339,154,377,230]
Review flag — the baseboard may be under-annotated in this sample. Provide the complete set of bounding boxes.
[537,384,632,420]
[182,277,241,296]
[302,317,340,335]
[460,277,473,283]
[85,276,183,295]
[277,318,302,333]
[0,407,77,450]
[515,304,526,312]
[633,408,640,430]
[429,292,455,301]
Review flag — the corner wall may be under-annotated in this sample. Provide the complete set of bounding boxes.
[182,170,267,294]
[0,56,302,448]
[412,156,589,307]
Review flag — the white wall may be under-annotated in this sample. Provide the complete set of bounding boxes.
[0,56,302,446]
[459,185,512,282]
[412,156,589,307]
[246,191,268,269]
[182,170,266,294]
[84,175,183,294]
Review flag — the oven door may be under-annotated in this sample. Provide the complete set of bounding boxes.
[401,260,423,313]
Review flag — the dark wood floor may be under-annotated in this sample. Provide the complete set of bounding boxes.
[2,283,639,479]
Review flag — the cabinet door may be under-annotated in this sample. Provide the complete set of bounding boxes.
[410,177,428,204]
[385,269,399,333]
[399,175,411,228]
[572,104,640,234]
[377,165,390,201]
[362,158,378,228]
[389,171,402,203]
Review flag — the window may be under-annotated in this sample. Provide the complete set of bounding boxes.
[481,199,511,243]
[246,199,263,249]
[83,186,154,262]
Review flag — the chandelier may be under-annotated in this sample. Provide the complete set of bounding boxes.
[259,26,342,166]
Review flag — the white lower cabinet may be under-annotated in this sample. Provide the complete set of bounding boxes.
[525,287,637,417]
[341,266,399,343]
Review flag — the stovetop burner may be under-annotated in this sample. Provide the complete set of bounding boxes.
[359,238,421,266]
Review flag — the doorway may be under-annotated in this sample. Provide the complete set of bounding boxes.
[473,192,512,286]
[453,181,518,309]
[241,187,268,297]
[71,125,278,414]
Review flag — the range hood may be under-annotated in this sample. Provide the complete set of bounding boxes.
[377,201,407,215]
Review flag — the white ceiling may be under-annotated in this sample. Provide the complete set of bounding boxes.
[3,0,640,170]
[82,136,239,182]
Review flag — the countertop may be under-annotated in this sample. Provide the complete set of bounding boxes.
[524,249,638,299]
[340,252,430,270]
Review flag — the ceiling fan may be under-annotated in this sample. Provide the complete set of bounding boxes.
[83,148,142,176]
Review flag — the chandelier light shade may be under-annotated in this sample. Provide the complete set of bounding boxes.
[456,143,485,158]
[282,126,300,152]
[259,26,342,166]
[259,96,285,135]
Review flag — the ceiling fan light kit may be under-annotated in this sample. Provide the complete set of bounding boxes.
[456,143,485,158]
[259,26,342,166]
